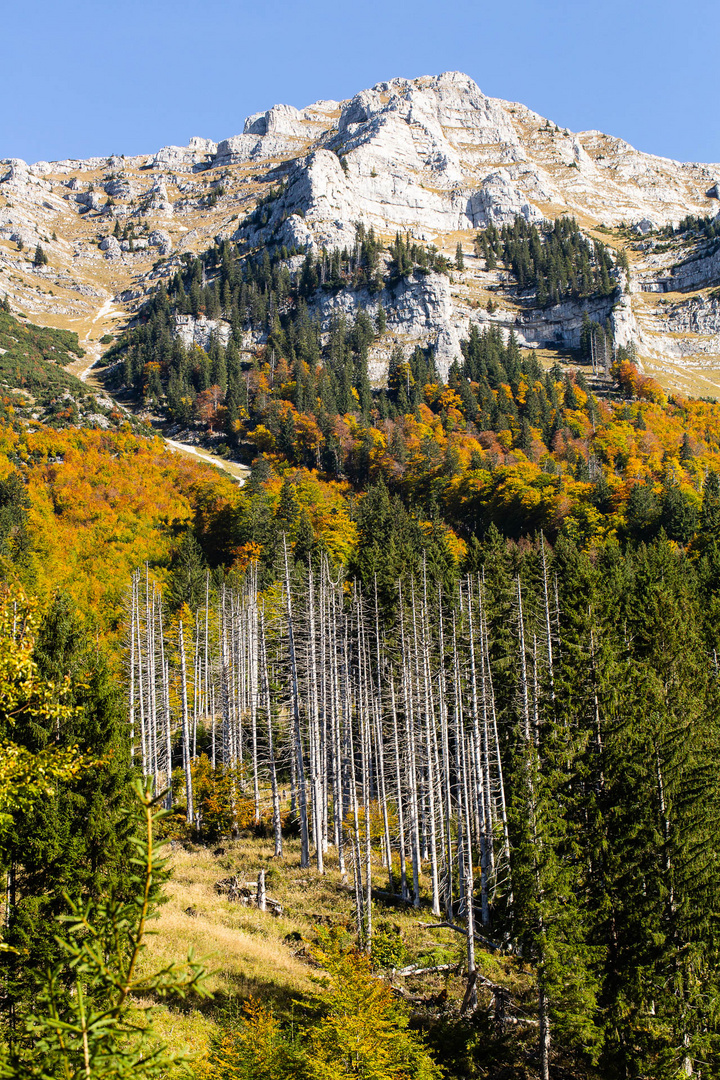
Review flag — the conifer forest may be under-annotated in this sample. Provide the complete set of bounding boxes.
[3,203,720,1080]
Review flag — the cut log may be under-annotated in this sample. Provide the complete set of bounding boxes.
[395,962,459,977]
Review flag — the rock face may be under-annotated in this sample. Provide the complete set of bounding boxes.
[174,315,231,351]
[1,71,720,393]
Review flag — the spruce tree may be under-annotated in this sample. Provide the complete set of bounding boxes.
[0,594,132,1024]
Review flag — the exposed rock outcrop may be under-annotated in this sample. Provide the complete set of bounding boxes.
[174,315,231,350]
[2,71,720,392]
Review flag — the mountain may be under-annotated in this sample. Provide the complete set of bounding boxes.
[1,70,719,395]
[8,73,720,1080]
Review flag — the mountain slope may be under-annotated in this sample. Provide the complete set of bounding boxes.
[1,71,719,393]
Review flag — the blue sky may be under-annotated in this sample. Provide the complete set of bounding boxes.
[3,0,719,165]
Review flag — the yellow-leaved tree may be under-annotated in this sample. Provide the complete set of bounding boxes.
[0,587,83,834]
[305,932,443,1080]
[199,929,443,1080]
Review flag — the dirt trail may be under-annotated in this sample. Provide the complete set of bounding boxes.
[164,439,250,483]
[65,301,249,486]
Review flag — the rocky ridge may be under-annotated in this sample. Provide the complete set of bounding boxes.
[1,71,719,393]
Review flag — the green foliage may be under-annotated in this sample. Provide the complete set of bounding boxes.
[0,588,85,837]
[0,310,87,409]
[370,922,408,970]
[166,528,208,610]
[477,215,616,306]
[0,592,133,1022]
[306,932,442,1079]
[198,998,305,1080]
[0,780,209,1079]
[0,472,31,569]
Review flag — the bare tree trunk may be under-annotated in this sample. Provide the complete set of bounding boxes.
[419,563,441,916]
[517,577,531,743]
[178,620,193,825]
[466,578,489,926]
[260,606,282,858]
[540,535,555,705]
[389,677,409,900]
[330,586,345,875]
[460,728,477,1014]
[373,579,393,893]
[146,568,158,792]
[438,597,454,922]
[157,593,172,809]
[539,981,551,1080]
[135,578,147,776]
[283,536,309,868]
[129,574,136,765]
[308,565,325,874]
[204,571,210,722]
[399,582,421,908]
[249,571,261,825]
[346,671,364,938]
[480,586,512,886]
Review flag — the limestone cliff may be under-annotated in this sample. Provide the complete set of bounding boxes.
[1,71,719,393]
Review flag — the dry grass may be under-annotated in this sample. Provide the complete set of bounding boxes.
[641,355,720,399]
[138,833,513,1072]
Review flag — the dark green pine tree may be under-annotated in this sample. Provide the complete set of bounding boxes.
[596,540,720,1077]
[166,529,208,610]
[0,471,32,571]
[506,558,603,1077]
[0,593,132,1025]
[658,481,698,544]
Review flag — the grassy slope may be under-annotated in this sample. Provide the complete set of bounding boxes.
[0,311,87,403]
[144,836,546,1079]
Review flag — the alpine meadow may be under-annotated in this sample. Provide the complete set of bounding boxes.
[4,66,720,1080]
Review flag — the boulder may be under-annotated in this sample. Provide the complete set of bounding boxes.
[104,175,135,199]
[148,229,172,254]
[151,137,217,172]
[99,235,122,257]
[75,191,103,212]
[140,179,173,215]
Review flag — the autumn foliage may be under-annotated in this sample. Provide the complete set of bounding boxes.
[198,931,442,1080]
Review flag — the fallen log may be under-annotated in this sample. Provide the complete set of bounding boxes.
[214,875,283,915]
[373,889,413,906]
[395,962,459,977]
[418,921,467,935]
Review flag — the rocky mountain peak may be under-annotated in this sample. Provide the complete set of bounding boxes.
[1,71,719,396]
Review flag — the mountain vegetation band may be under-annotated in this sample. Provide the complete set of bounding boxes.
[2,74,720,1076]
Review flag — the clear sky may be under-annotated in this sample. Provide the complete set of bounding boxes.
[3,0,719,166]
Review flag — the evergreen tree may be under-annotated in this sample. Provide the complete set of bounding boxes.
[0,593,132,1025]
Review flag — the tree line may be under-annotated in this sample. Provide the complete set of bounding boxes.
[126,519,720,1078]
[475,216,620,306]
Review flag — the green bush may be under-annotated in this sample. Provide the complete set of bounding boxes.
[370,921,408,970]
